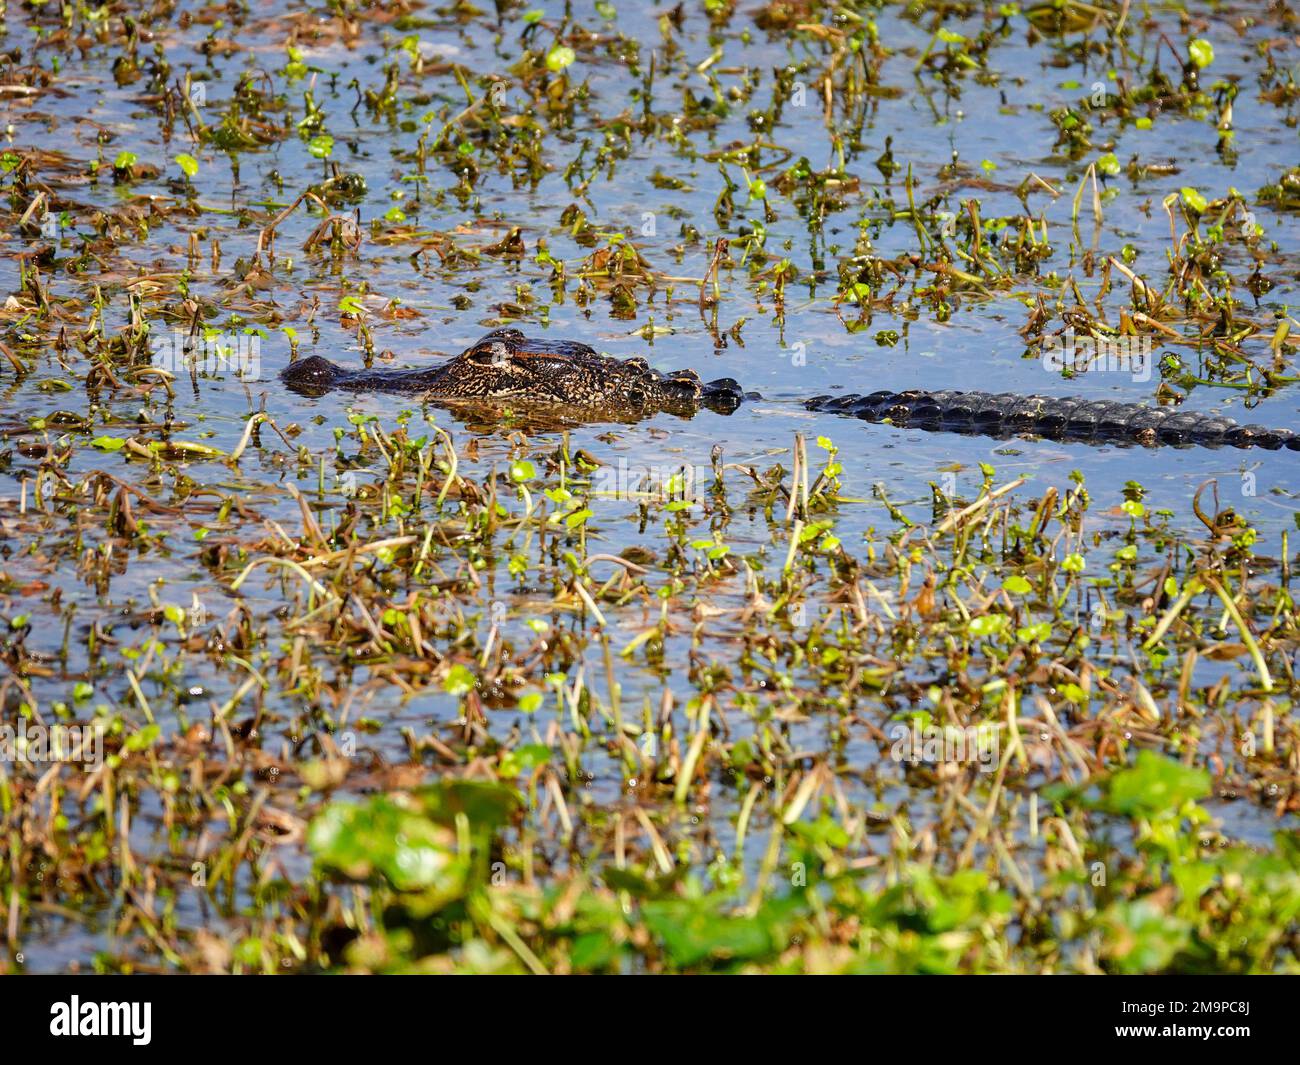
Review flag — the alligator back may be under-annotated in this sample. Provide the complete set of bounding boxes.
[805,389,1300,450]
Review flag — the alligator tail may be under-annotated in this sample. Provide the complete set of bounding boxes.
[804,389,1299,450]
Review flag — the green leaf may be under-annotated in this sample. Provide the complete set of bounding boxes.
[570,932,619,970]
[1101,899,1192,974]
[175,153,199,178]
[1181,186,1208,214]
[968,613,1007,637]
[1102,751,1210,818]
[497,743,551,778]
[642,898,776,967]
[309,795,464,893]
[1060,552,1086,574]
[1016,621,1052,643]
[443,663,476,697]
[1188,38,1214,69]
[546,45,576,72]
[125,724,161,752]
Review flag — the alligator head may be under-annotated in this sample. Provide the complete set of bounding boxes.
[281,328,746,418]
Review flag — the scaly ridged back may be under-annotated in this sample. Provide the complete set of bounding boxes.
[804,390,1299,450]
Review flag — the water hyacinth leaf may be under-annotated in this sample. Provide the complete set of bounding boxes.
[443,663,476,696]
[642,899,777,967]
[546,45,576,72]
[1101,751,1210,818]
[308,795,464,893]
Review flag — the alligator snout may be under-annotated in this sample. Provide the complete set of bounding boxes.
[282,355,346,392]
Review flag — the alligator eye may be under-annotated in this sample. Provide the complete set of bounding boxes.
[466,342,512,368]
[625,357,650,374]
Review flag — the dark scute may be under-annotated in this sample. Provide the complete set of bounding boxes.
[1124,408,1168,432]
[1240,426,1288,450]
[1005,397,1047,423]
[970,397,1006,425]
[940,396,978,422]
[824,394,870,411]
[847,396,885,418]
[1093,403,1136,433]
[908,400,944,422]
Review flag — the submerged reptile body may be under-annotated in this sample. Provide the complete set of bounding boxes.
[281,329,1299,450]
[804,390,1299,450]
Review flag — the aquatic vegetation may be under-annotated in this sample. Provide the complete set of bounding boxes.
[0,0,1298,975]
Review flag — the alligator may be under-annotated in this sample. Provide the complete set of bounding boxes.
[281,328,1300,450]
